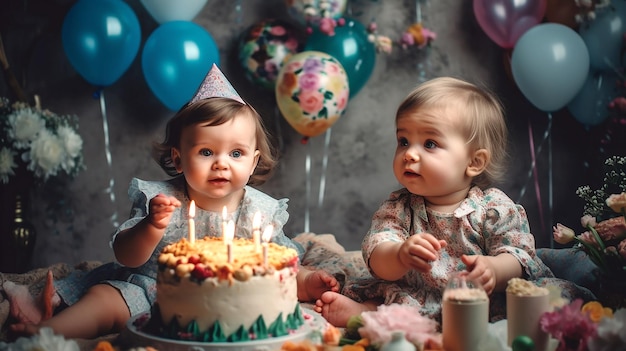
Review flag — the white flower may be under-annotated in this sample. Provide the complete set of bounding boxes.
[0,327,79,351]
[27,129,65,180]
[588,308,626,351]
[0,147,17,184]
[7,108,45,149]
[57,125,82,159]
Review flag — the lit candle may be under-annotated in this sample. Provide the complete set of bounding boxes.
[188,200,196,244]
[252,212,262,252]
[226,219,235,263]
[222,206,228,241]
[261,224,273,268]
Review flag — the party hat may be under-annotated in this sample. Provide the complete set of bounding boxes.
[190,64,246,105]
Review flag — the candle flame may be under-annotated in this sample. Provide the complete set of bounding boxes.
[226,220,235,242]
[189,200,196,218]
[252,212,262,230]
[262,225,273,243]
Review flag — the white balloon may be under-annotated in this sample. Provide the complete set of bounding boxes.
[140,0,208,24]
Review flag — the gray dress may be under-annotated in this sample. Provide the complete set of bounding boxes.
[54,176,304,316]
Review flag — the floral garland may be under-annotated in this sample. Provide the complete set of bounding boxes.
[0,96,84,185]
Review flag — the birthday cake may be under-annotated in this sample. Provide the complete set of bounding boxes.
[145,236,304,342]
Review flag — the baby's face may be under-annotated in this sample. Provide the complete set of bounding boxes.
[172,112,260,212]
[393,107,475,207]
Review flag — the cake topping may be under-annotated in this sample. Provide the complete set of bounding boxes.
[158,236,299,282]
[506,278,549,296]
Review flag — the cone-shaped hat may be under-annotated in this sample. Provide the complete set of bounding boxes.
[190,64,245,105]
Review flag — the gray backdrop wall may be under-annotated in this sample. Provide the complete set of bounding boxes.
[1,0,621,269]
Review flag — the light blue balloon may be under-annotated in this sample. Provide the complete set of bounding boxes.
[511,23,590,112]
[579,2,626,72]
[142,21,220,111]
[567,71,618,126]
[61,0,141,87]
[305,19,376,98]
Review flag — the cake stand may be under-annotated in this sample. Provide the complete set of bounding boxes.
[118,308,327,351]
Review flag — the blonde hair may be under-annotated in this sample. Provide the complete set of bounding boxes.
[396,77,508,188]
[152,97,277,186]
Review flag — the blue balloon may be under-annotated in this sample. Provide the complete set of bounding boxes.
[61,0,141,87]
[579,2,626,72]
[142,21,220,111]
[305,18,376,98]
[511,23,589,112]
[567,71,618,126]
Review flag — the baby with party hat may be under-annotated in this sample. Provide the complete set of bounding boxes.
[5,64,338,340]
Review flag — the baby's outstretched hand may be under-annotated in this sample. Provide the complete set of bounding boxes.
[399,233,447,273]
[148,194,181,229]
[461,254,496,295]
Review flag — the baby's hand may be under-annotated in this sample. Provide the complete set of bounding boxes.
[148,194,181,229]
[398,233,447,273]
[461,254,496,295]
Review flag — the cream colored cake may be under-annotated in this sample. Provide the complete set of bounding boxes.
[153,236,303,342]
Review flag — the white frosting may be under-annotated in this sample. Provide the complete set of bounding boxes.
[157,266,298,336]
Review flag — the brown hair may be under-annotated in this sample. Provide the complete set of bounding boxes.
[396,77,508,188]
[152,97,277,186]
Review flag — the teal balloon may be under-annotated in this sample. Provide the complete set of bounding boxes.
[511,23,589,112]
[61,0,141,87]
[142,21,220,111]
[579,2,626,72]
[305,19,375,98]
[567,71,618,126]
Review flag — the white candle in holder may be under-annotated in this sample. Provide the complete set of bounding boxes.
[252,212,262,252]
[261,224,273,267]
[225,219,235,263]
[188,200,196,244]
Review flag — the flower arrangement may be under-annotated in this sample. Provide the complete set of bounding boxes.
[552,156,626,279]
[0,96,84,185]
[540,299,626,351]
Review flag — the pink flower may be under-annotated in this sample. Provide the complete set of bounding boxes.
[554,223,576,244]
[606,192,626,214]
[581,215,597,228]
[318,17,336,36]
[541,299,598,351]
[358,304,440,348]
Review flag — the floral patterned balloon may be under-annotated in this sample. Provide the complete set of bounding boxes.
[238,19,303,90]
[285,0,347,24]
[275,51,349,138]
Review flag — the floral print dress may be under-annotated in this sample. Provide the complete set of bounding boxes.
[54,176,303,317]
[342,186,594,323]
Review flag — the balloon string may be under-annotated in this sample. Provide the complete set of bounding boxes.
[547,113,553,248]
[98,89,119,228]
[516,117,550,204]
[304,142,311,233]
[318,128,331,207]
[235,0,243,24]
[528,119,546,237]
[416,0,422,23]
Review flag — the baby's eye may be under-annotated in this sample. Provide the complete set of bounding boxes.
[231,150,243,158]
[397,137,409,147]
[200,148,213,157]
[424,140,437,149]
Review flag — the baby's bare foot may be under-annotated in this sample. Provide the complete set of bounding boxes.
[314,291,373,327]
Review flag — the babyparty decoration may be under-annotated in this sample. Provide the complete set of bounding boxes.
[511,23,589,112]
[142,21,219,111]
[61,0,141,87]
[473,0,547,49]
[238,19,303,90]
[305,18,376,98]
[579,2,626,72]
[140,0,207,24]
[275,51,349,138]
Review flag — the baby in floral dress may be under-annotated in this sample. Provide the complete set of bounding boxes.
[315,77,593,327]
